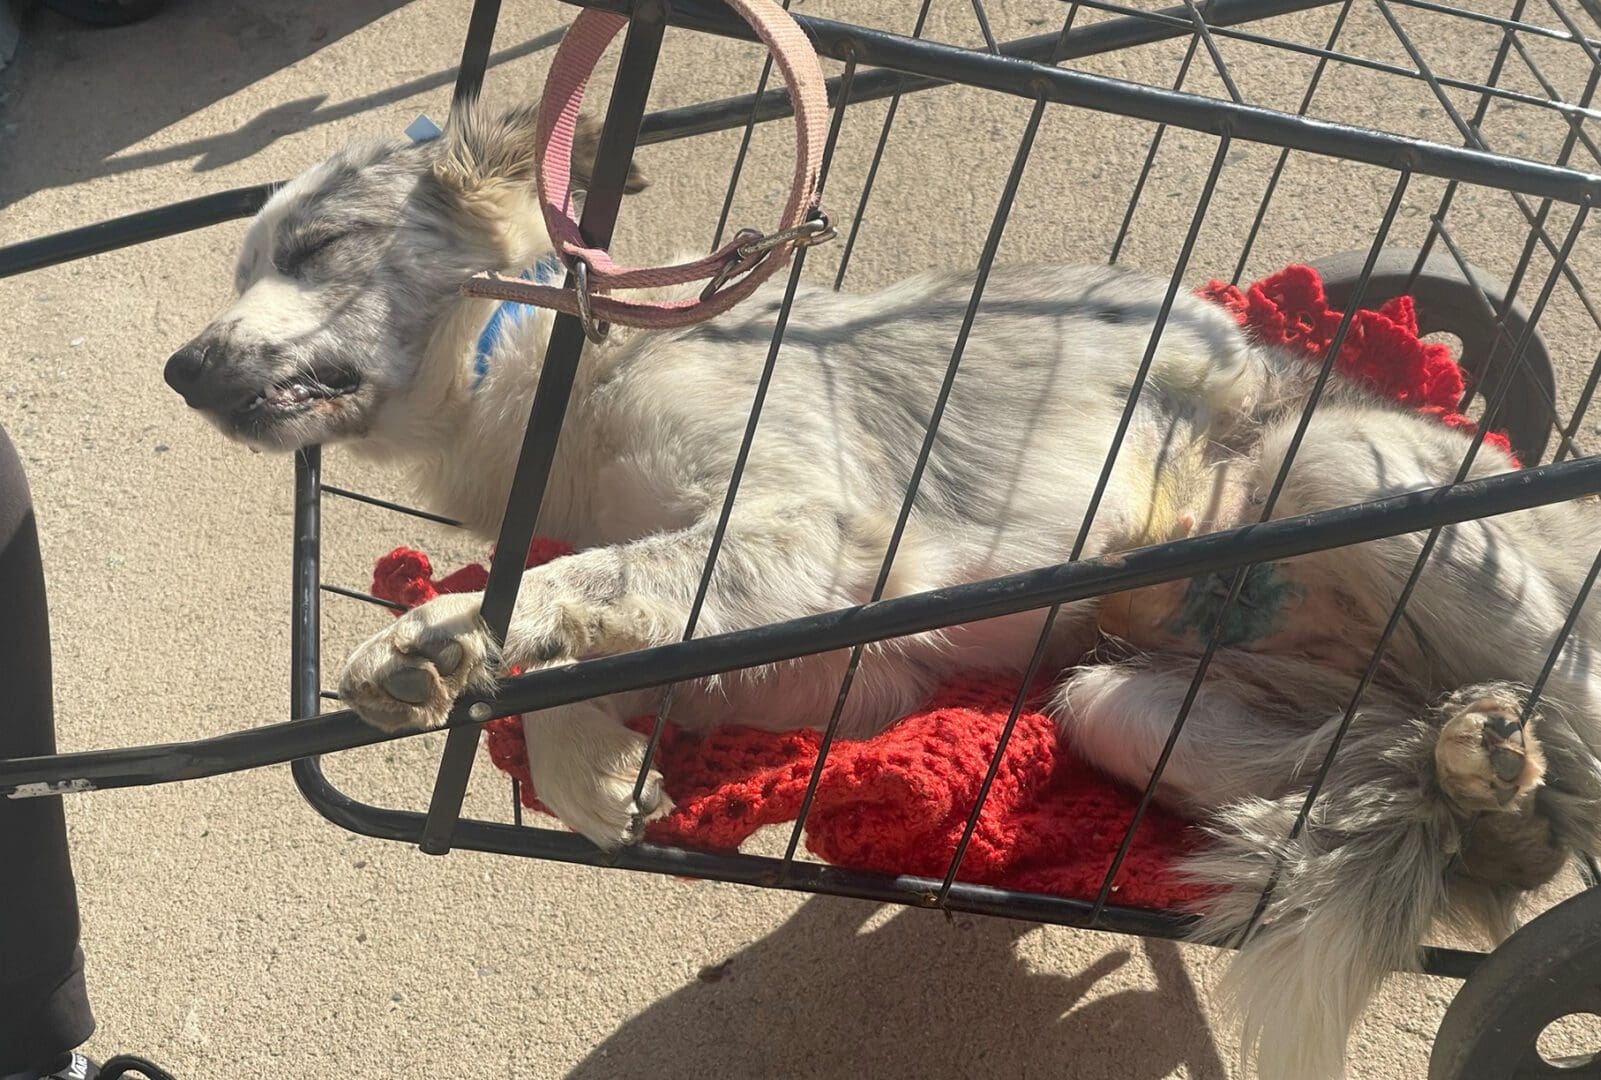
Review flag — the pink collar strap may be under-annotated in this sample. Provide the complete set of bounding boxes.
[461,0,833,341]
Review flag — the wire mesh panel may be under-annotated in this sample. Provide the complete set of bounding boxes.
[3,0,1601,1006]
[252,0,1601,976]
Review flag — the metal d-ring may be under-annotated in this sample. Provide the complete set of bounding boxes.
[571,258,611,344]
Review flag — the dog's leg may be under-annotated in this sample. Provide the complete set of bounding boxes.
[1052,650,1354,812]
[1055,650,1580,1078]
[336,575,678,848]
[1054,657,1231,810]
[339,503,900,847]
[1176,680,1574,1080]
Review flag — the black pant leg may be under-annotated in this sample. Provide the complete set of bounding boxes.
[0,424,94,1072]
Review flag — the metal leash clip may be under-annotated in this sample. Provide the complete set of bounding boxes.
[700,211,836,301]
[571,258,611,344]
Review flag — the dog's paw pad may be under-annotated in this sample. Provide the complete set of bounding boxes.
[339,594,495,734]
[428,639,465,678]
[1436,697,1546,812]
[382,666,435,705]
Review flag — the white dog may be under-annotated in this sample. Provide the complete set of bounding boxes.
[165,100,1601,1078]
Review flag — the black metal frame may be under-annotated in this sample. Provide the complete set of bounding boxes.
[4,0,1601,1043]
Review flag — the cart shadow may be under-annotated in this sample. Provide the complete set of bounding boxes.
[0,0,561,210]
[567,895,1228,1080]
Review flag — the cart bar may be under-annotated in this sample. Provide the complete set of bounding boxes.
[6,452,1601,796]
[292,448,323,726]
[0,184,278,280]
[417,0,671,855]
[286,755,1488,979]
[639,0,1348,144]
[576,0,1601,204]
[321,485,466,529]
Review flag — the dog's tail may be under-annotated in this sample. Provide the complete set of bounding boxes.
[1180,717,1457,1080]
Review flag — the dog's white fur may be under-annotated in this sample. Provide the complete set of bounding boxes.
[165,101,1601,1078]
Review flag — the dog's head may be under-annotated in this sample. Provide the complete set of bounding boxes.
[164,101,646,451]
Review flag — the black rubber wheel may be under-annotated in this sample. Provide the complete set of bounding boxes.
[1429,886,1601,1078]
[1305,247,1559,465]
[40,0,166,26]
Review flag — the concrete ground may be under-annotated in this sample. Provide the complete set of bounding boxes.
[2,0,1599,1076]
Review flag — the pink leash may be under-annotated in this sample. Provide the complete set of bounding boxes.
[460,0,833,341]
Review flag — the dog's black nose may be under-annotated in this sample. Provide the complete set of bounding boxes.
[164,341,211,404]
[165,341,252,412]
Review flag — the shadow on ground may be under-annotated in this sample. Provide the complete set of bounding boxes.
[568,896,1227,1080]
[0,0,561,211]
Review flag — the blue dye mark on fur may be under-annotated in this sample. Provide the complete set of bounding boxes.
[472,252,565,391]
[1168,562,1301,646]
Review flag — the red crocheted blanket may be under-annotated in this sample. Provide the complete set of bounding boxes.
[370,266,1509,912]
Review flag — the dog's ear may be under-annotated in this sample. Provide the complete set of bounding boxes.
[431,100,549,265]
[432,99,648,266]
[433,100,649,197]
[434,99,542,192]
[571,113,651,195]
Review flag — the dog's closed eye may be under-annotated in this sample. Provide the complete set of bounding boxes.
[273,232,345,278]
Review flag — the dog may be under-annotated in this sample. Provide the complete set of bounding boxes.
[164,99,1601,1078]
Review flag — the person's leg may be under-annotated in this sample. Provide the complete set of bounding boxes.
[0,423,95,1075]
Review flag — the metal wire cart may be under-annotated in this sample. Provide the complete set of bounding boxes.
[5,0,1601,1074]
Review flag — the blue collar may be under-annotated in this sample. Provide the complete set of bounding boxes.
[472,252,564,391]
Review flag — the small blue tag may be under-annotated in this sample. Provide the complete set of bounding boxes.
[405,113,442,142]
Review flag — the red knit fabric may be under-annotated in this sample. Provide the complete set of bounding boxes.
[369,266,1512,911]
[1198,265,1514,461]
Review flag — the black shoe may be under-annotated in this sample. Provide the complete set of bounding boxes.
[45,1054,95,1080]
[96,1057,175,1080]
[0,1051,94,1080]
[11,1053,177,1080]
[0,1052,95,1080]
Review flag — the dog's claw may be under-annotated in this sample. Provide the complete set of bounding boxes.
[622,779,670,846]
[638,774,665,817]
[625,812,647,845]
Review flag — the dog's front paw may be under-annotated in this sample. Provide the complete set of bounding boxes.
[1436,693,1547,812]
[339,593,498,733]
[527,715,674,850]
[564,762,674,851]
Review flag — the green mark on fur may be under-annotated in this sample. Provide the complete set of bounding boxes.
[1168,562,1300,646]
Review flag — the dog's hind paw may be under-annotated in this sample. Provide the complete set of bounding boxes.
[338,593,498,733]
[1435,693,1547,813]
